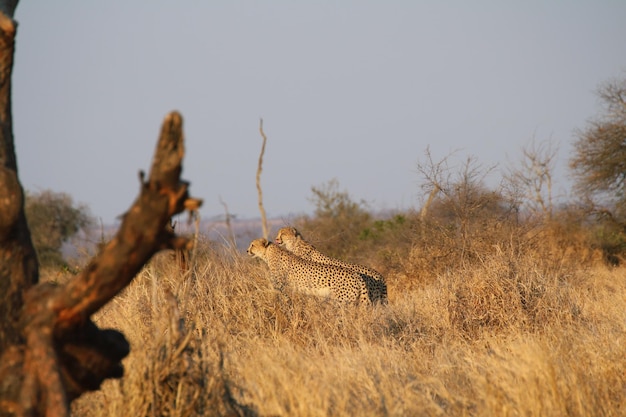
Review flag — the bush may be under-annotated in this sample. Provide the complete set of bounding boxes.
[25,189,93,268]
[297,179,372,260]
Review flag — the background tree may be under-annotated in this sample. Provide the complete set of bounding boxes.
[25,189,93,268]
[504,138,558,222]
[310,178,368,221]
[298,178,371,259]
[570,76,626,219]
[415,149,518,267]
[569,76,626,260]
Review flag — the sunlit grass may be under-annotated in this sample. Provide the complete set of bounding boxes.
[66,231,626,417]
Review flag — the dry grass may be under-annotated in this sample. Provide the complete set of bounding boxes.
[63,230,626,417]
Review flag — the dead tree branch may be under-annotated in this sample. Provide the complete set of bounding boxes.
[0,5,204,415]
[416,147,452,221]
[256,118,269,240]
[0,111,203,416]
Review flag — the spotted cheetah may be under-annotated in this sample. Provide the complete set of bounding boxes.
[275,227,388,304]
[247,238,371,306]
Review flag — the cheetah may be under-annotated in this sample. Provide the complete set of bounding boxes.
[275,226,388,304]
[247,238,371,306]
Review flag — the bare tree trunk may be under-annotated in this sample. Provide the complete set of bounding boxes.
[0,4,205,415]
[256,118,269,240]
[0,5,40,355]
[1,111,202,417]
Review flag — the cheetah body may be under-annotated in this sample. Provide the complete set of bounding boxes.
[275,227,388,304]
[247,238,371,306]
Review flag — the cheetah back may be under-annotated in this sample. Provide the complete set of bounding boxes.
[275,228,388,304]
[252,239,370,305]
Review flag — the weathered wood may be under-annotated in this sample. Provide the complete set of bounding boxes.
[0,5,40,355]
[54,112,193,330]
[0,111,202,417]
[1,111,202,417]
[0,4,203,415]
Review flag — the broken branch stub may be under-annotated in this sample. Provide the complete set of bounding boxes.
[56,111,200,330]
[0,111,203,417]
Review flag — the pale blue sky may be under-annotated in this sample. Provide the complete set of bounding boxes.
[12,1,626,224]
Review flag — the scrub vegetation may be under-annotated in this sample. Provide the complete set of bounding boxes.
[65,208,625,417]
[58,77,626,416]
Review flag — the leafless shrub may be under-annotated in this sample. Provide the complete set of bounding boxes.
[504,138,558,222]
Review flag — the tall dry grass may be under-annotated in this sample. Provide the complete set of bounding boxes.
[61,227,626,417]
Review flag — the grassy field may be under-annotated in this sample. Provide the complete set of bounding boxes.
[58,220,626,417]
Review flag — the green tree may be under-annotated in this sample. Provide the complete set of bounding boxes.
[570,77,626,218]
[25,189,93,267]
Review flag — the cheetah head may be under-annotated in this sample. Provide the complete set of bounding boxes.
[247,238,270,258]
[275,226,301,246]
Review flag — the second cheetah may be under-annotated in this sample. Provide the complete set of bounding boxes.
[275,226,388,304]
[247,238,371,306]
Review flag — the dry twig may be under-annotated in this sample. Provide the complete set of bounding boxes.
[256,118,269,240]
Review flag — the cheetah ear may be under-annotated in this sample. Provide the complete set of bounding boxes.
[262,238,270,247]
[291,227,300,237]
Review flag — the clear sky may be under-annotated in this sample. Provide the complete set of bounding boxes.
[11,1,626,225]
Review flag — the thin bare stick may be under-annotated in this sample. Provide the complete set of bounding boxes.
[219,196,237,248]
[256,118,269,240]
